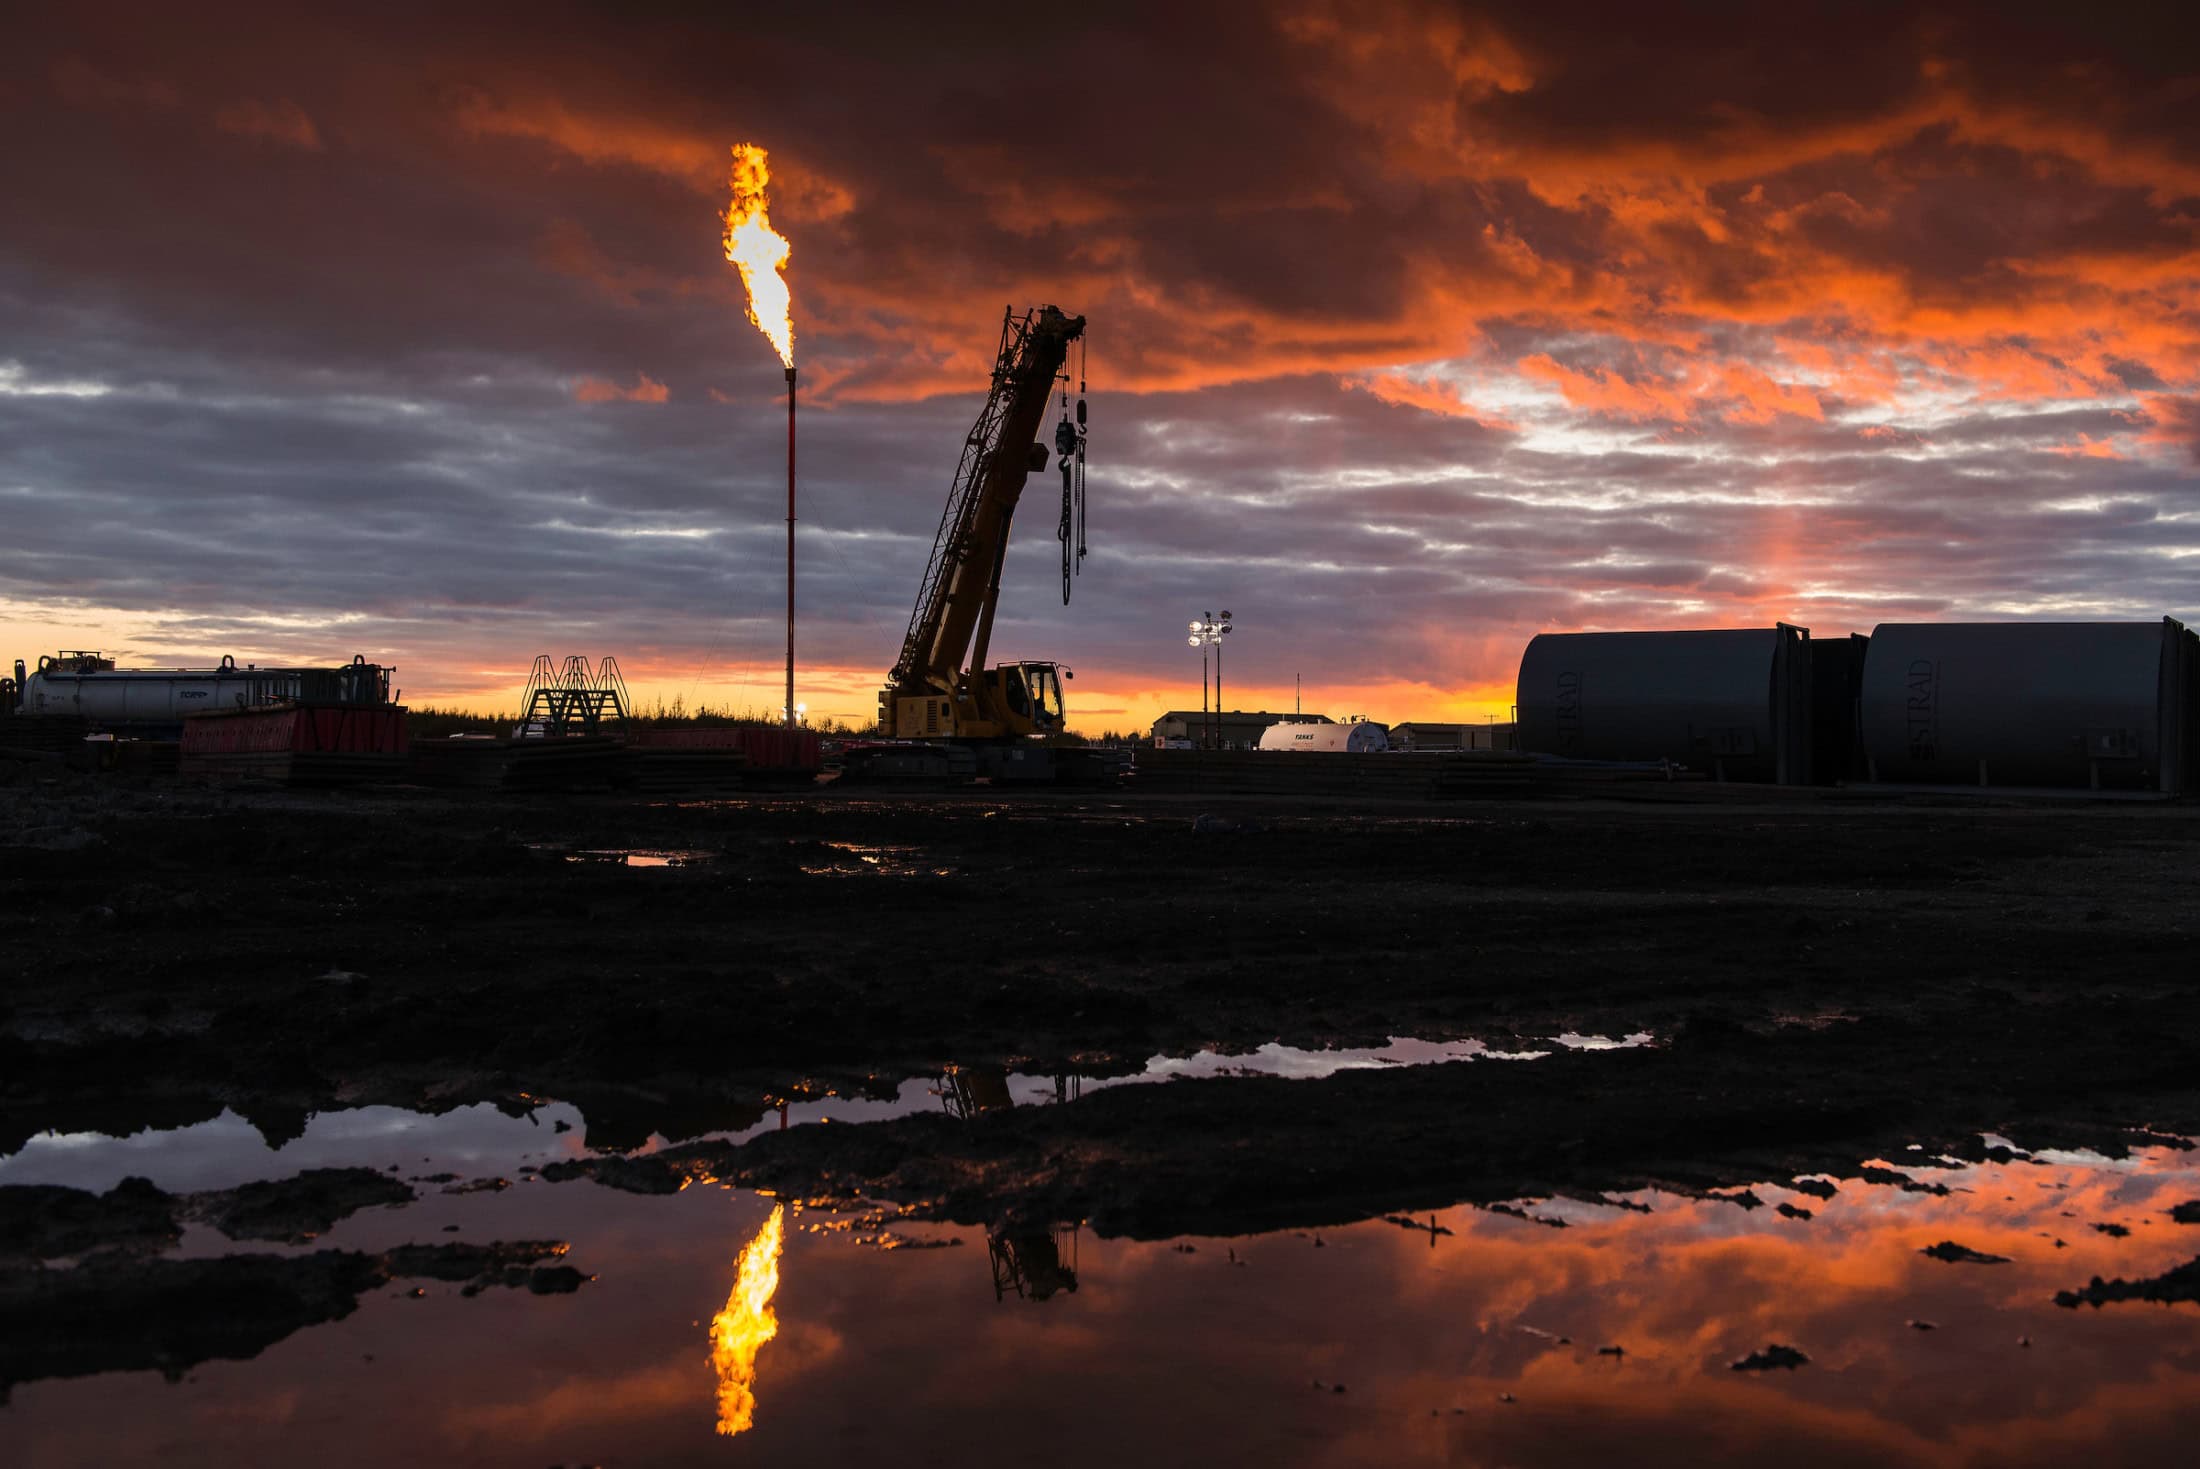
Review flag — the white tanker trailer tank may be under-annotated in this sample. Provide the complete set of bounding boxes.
[1258,719,1390,753]
[9,652,342,731]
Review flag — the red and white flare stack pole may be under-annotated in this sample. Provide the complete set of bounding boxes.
[784,364,797,730]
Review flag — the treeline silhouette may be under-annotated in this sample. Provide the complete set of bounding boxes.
[404,698,867,740]
[405,700,1147,746]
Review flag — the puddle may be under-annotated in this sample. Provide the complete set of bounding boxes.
[567,849,708,867]
[0,1034,1657,1194]
[9,1137,2197,1465]
[1554,1031,1653,1050]
[799,841,955,877]
[523,843,711,867]
[0,1100,590,1194]
[1122,1030,1651,1082]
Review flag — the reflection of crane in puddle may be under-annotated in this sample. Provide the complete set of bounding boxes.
[988,1222,1080,1302]
[936,1063,1082,1302]
[936,1063,1083,1117]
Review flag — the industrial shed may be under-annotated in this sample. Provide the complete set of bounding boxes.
[1389,722,1519,752]
[1150,710,1329,750]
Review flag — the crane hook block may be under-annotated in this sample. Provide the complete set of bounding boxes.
[1054,418,1079,457]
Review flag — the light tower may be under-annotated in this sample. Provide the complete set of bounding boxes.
[1189,610,1233,748]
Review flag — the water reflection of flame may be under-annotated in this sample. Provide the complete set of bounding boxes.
[710,1203,786,1436]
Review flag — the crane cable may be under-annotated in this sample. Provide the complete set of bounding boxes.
[1077,333,1088,571]
[1056,332,1090,605]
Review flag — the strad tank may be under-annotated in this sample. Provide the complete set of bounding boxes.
[1858,619,2197,792]
[1514,625,1811,783]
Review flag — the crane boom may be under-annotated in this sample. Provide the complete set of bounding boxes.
[880,305,1085,741]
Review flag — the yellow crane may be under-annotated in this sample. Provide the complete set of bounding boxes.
[846,305,1108,782]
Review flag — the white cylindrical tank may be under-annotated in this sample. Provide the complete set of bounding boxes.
[18,655,287,725]
[1514,625,1810,782]
[1858,619,2195,791]
[1259,720,1390,753]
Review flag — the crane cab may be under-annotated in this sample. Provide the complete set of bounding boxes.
[881,659,1070,742]
[987,660,1067,736]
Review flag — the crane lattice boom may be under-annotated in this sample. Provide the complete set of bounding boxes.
[887,305,1085,705]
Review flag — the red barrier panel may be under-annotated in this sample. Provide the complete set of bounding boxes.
[183,705,409,755]
[298,706,409,754]
[628,726,820,769]
[181,707,297,755]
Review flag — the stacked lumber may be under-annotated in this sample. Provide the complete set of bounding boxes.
[0,717,94,755]
[627,745,750,794]
[181,749,403,785]
[1124,749,1731,800]
[1132,749,1537,798]
[72,739,184,778]
[408,736,626,791]
[627,726,822,787]
[1428,752,1541,796]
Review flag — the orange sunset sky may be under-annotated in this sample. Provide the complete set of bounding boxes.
[2,4,2196,730]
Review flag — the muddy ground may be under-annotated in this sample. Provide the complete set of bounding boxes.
[5,763,2198,1236]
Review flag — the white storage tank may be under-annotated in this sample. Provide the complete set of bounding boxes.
[1514,625,1811,783]
[17,653,291,726]
[1858,619,2196,792]
[1258,720,1390,753]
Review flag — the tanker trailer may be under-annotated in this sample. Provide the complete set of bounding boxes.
[1257,719,1390,753]
[16,652,301,733]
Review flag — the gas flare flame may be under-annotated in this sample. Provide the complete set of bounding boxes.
[710,1203,786,1436]
[722,143,795,368]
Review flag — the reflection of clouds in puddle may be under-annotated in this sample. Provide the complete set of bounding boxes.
[1127,1032,1651,1085]
[535,845,711,867]
[673,1034,1659,1150]
[1143,1037,1497,1079]
[0,1101,589,1192]
[1555,1031,1656,1051]
[0,1034,1664,1191]
[1310,1151,2200,1464]
[10,1144,2199,1465]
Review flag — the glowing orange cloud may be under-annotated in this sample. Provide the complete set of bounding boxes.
[1349,370,1517,429]
[572,372,669,404]
[416,14,2200,430]
[1518,354,1695,423]
[454,89,721,188]
[213,98,321,150]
